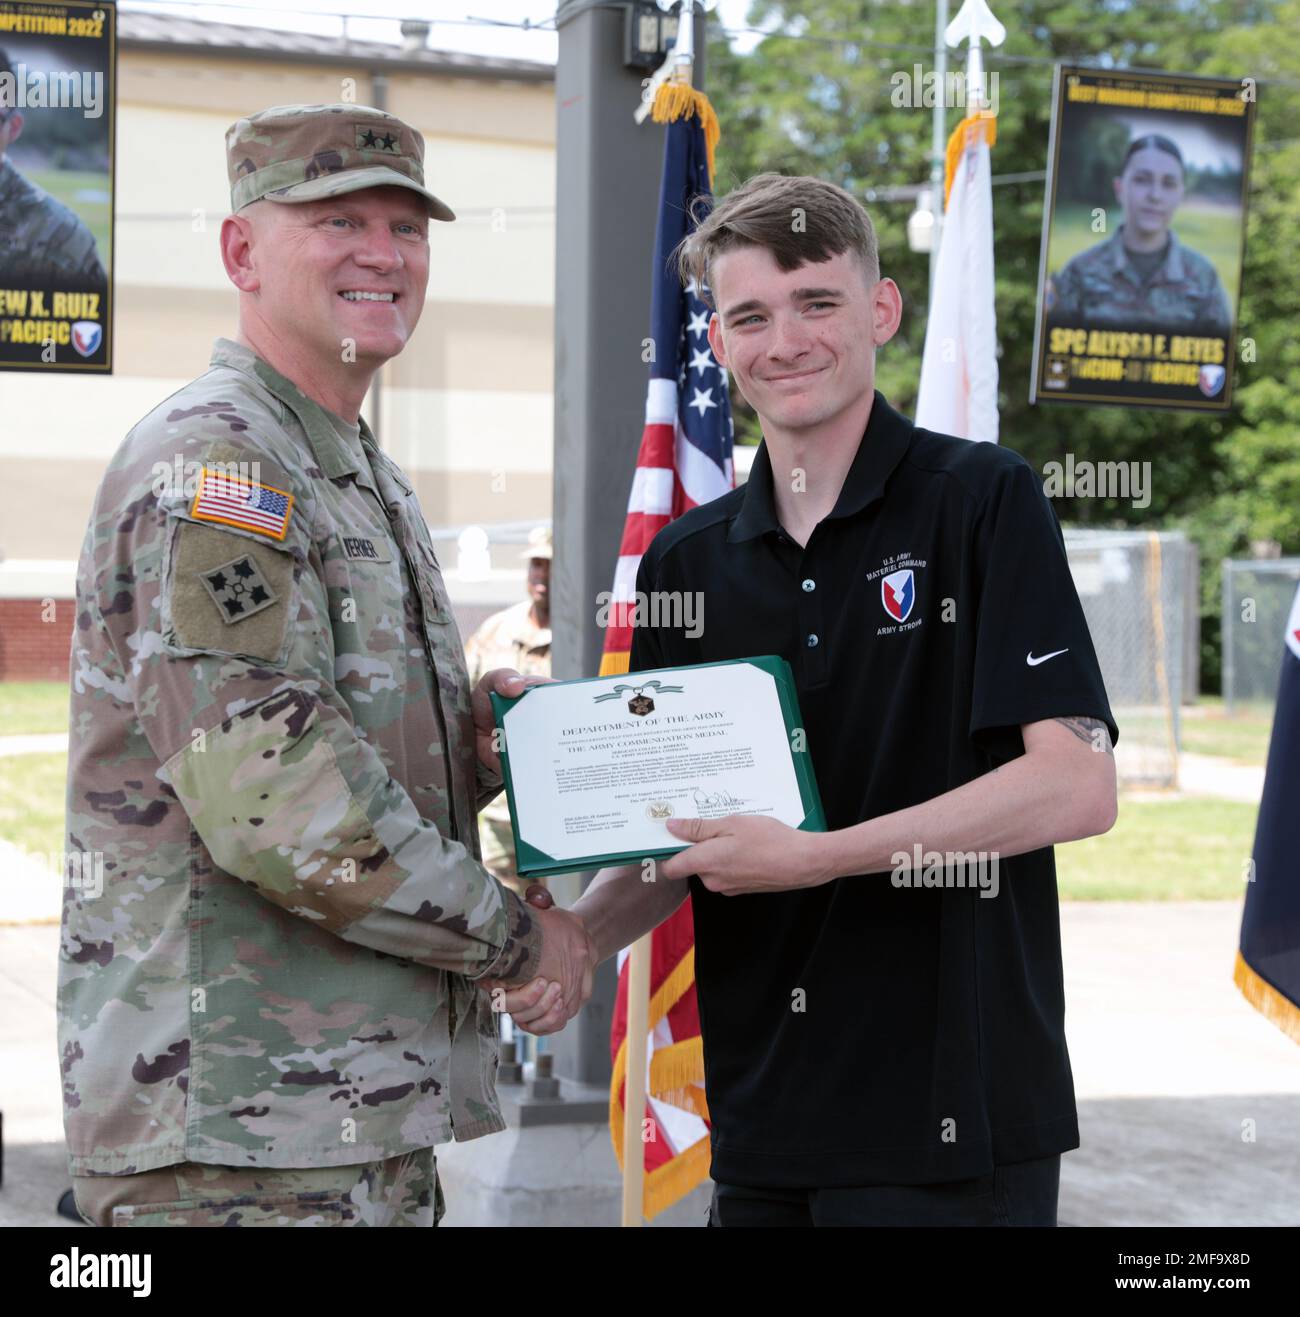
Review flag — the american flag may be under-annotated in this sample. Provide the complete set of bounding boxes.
[598,90,733,674]
[190,468,294,540]
[605,83,729,1221]
[1235,581,1300,1044]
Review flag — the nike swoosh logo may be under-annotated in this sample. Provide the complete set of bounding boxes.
[1026,648,1069,666]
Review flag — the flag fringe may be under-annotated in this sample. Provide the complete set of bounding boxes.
[649,1038,707,1108]
[943,109,997,208]
[608,1040,712,1221]
[651,82,720,185]
[608,943,709,1213]
[642,1135,713,1221]
[1234,950,1300,1045]
[599,649,631,677]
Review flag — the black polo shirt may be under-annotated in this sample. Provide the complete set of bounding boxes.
[629,390,1118,1189]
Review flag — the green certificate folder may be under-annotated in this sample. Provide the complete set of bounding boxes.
[489,655,826,879]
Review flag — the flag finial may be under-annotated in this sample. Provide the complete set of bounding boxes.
[944,0,1006,111]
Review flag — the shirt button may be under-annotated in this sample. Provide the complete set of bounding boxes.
[801,578,816,592]
[807,633,819,648]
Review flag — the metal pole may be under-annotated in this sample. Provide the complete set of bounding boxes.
[929,0,949,300]
[620,933,651,1225]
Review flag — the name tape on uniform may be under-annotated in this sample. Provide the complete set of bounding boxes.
[340,535,393,564]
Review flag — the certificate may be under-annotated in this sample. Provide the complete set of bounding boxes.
[489,656,826,878]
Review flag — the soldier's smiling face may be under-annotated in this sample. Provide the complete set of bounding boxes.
[1114,147,1185,241]
[245,186,430,367]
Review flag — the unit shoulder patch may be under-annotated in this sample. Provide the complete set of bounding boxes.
[169,521,295,663]
[199,554,279,624]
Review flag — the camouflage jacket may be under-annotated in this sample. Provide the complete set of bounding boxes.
[0,157,106,285]
[1046,225,1232,333]
[59,337,542,1175]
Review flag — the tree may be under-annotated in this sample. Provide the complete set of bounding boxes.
[706,0,1300,690]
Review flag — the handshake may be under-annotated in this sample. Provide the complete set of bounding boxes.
[480,883,596,1036]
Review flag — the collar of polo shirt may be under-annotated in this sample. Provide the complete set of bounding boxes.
[727,391,914,543]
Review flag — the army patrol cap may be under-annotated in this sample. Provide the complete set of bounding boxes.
[226,103,455,220]
[520,525,553,562]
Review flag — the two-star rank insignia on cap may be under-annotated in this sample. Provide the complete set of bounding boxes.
[199,555,278,624]
[190,467,294,540]
[356,126,401,154]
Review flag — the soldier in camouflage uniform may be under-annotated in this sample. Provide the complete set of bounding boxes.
[0,47,107,287]
[1046,134,1232,335]
[464,527,552,897]
[59,103,595,1228]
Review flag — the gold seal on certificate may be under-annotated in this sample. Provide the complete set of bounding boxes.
[489,656,826,878]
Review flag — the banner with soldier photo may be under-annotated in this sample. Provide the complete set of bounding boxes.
[1030,64,1255,411]
[0,0,114,373]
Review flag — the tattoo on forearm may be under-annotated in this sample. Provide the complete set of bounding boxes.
[1054,715,1113,755]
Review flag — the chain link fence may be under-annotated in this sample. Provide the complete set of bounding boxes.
[1222,558,1300,713]
[1064,529,1192,789]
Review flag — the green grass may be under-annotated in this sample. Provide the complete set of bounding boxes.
[0,681,70,736]
[1057,796,1257,900]
[0,751,66,860]
[27,167,112,269]
[1047,201,1241,305]
[1181,699,1273,766]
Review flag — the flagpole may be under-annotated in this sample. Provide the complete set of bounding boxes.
[620,932,653,1226]
[928,0,949,302]
[623,0,700,1230]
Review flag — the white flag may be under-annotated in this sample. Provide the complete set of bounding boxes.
[915,119,999,443]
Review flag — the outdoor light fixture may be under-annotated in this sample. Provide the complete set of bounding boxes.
[624,0,681,70]
[907,188,937,253]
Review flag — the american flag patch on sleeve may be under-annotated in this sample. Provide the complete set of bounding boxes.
[190,467,295,540]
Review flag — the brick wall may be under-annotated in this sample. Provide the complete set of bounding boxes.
[0,597,75,682]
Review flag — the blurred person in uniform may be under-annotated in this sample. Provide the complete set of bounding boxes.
[464,526,553,897]
[58,103,594,1229]
[0,46,106,286]
[1046,133,1232,334]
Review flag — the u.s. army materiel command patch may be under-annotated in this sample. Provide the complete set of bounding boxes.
[199,554,278,624]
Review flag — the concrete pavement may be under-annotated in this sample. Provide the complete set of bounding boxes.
[3,901,1296,1227]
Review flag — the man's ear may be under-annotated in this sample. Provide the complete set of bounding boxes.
[871,277,904,348]
[706,311,728,368]
[220,212,260,293]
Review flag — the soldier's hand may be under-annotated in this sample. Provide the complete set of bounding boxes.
[532,902,596,1020]
[482,885,584,1037]
[472,668,556,777]
[485,885,575,1035]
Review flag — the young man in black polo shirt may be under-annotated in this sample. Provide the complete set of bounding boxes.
[502,173,1119,1227]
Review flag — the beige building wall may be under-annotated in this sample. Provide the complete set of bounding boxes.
[0,49,555,572]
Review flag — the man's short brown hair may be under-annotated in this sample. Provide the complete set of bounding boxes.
[677,172,880,309]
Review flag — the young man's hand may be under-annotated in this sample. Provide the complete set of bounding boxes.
[482,885,595,1034]
[658,815,834,896]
